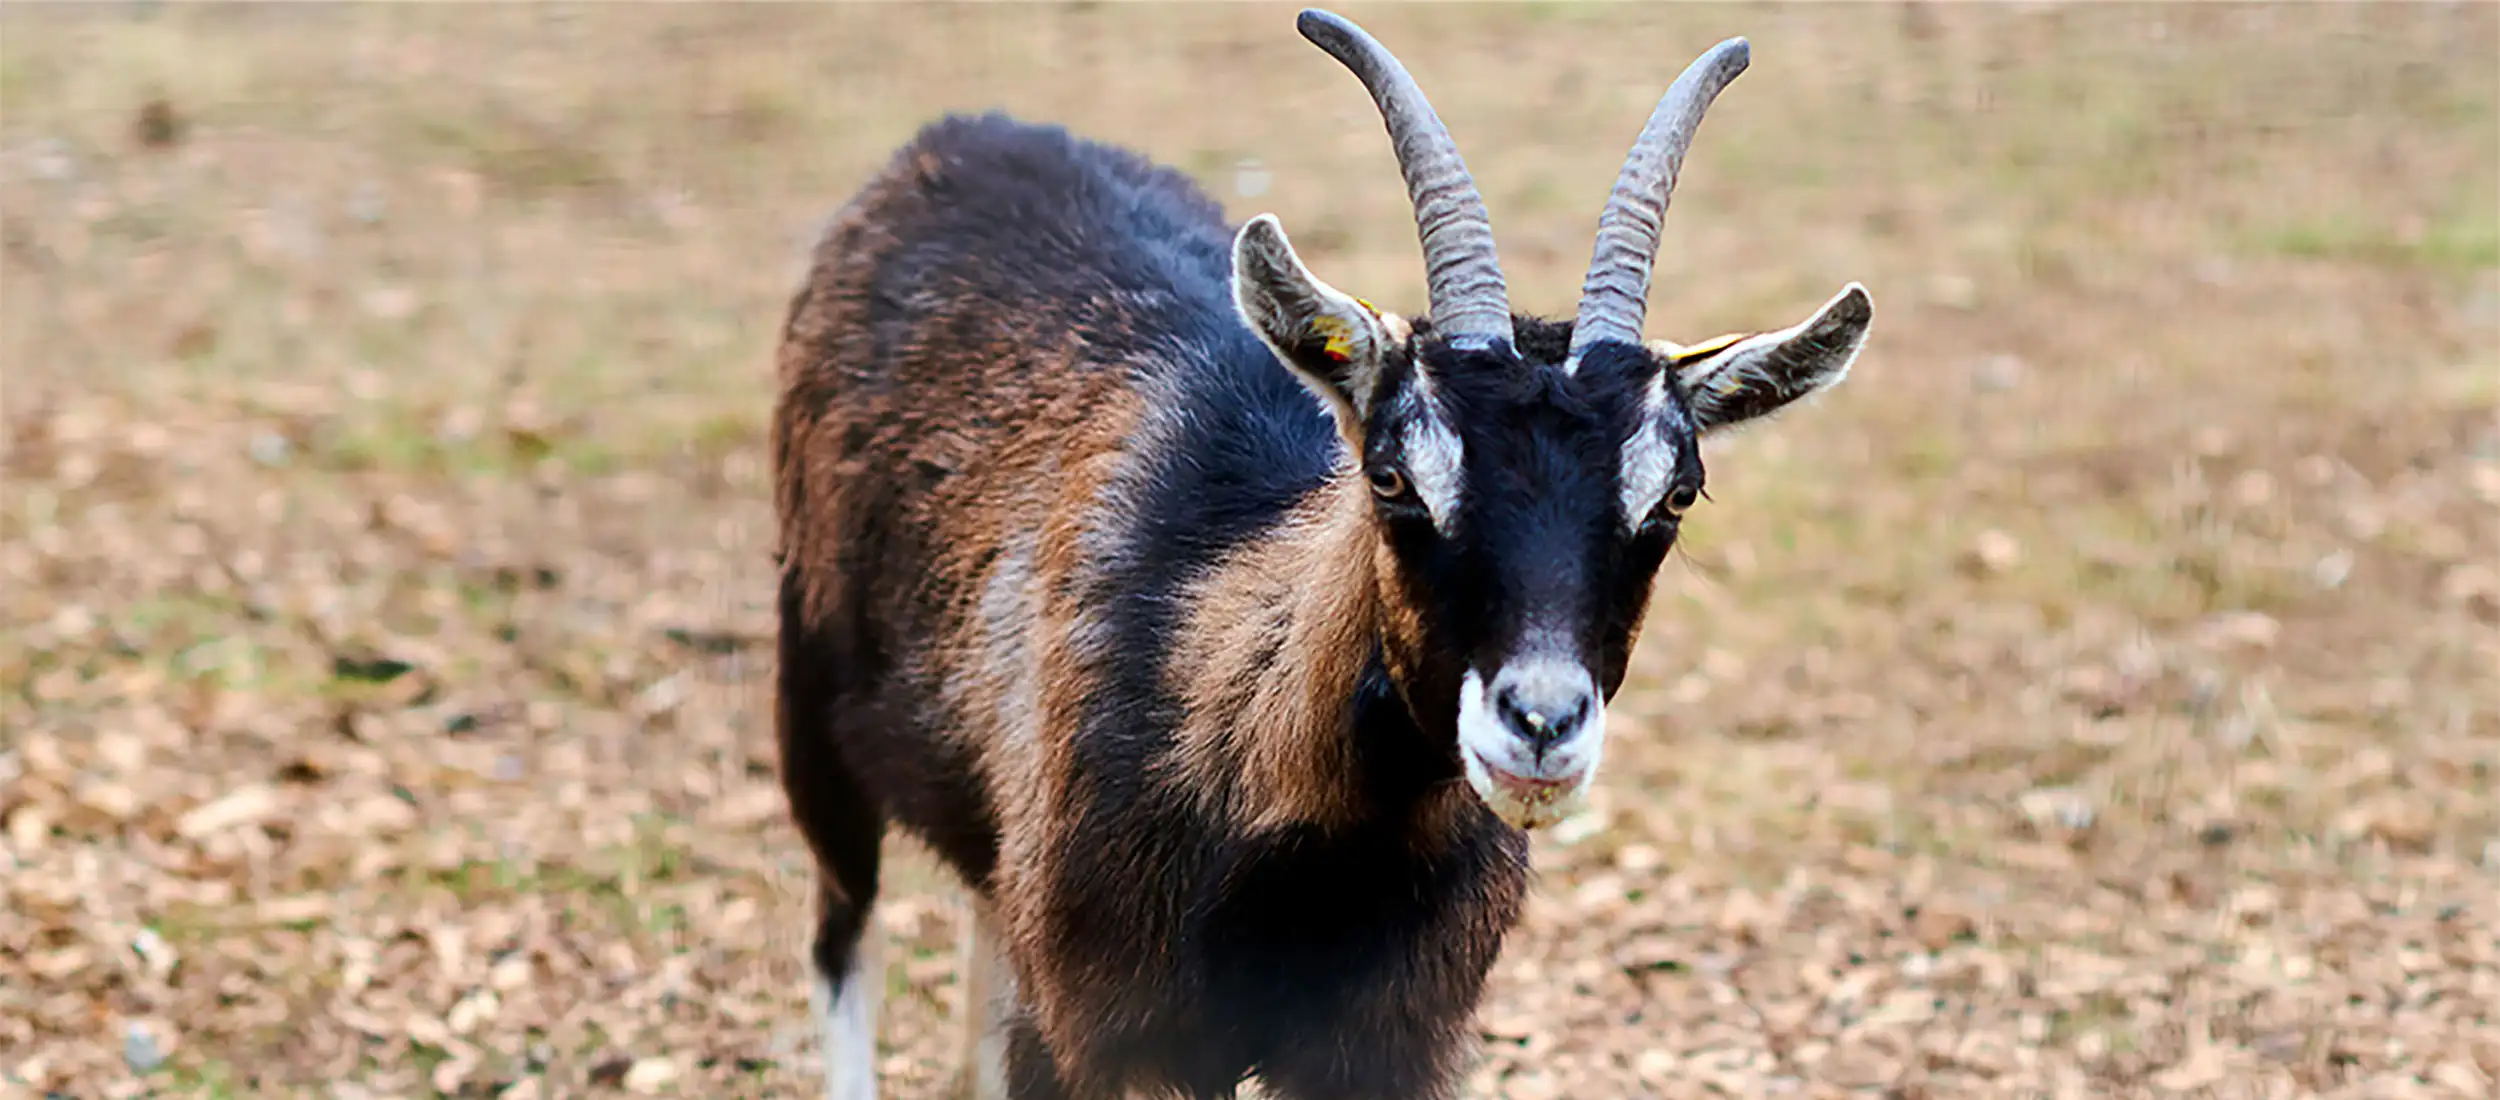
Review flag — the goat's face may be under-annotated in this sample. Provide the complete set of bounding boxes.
[1235,214,1872,829]
[1247,9,1873,827]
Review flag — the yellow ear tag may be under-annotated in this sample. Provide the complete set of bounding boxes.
[1670,332,1747,365]
[1311,313,1358,363]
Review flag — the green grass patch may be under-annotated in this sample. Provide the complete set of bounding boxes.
[313,407,619,479]
[413,816,695,936]
[152,1058,251,1099]
[409,111,617,199]
[2249,201,2500,271]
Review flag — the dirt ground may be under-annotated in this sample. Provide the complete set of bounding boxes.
[3,3,2495,1098]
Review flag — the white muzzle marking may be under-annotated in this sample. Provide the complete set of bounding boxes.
[1455,656,1606,829]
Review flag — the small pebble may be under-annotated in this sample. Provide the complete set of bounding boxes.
[1233,158,1271,199]
[348,181,388,225]
[2018,786,2098,832]
[622,1056,679,1093]
[123,1021,166,1073]
[1966,529,2022,575]
[2312,550,2353,589]
[29,138,76,181]
[1969,353,2027,393]
[248,432,292,467]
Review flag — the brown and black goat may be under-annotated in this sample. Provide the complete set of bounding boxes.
[772,9,1873,1099]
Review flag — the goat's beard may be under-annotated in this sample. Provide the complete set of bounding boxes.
[1460,751,1597,830]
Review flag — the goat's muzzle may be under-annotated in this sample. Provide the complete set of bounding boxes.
[1456,656,1606,830]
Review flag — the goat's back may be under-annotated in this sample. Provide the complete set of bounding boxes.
[771,111,1345,882]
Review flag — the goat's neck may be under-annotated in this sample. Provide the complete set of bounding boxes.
[1169,472,1382,831]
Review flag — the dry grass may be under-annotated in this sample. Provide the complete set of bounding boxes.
[3,3,2496,1098]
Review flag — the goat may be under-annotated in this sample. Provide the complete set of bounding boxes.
[772,9,1873,1099]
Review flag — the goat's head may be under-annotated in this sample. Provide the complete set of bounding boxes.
[1233,9,1873,830]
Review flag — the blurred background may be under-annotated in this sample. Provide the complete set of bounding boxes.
[2,3,2493,1098]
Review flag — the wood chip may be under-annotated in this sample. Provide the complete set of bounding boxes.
[174,784,279,839]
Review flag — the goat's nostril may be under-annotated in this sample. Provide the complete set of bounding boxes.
[1496,684,1586,749]
[1545,696,1588,739]
[1493,685,1530,732]
[1565,692,1592,728]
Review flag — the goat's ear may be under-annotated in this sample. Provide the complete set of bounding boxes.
[1233,214,1402,436]
[1659,283,1872,435]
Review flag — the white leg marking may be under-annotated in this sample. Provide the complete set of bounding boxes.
[815,929,883,1100]
[955,899,1014,1100]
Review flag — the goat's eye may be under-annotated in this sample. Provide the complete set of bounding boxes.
[1367,467,1410,500]
[1663,483,1701,516]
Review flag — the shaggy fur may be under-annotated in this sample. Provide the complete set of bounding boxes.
[774,100,1870,1098]
[776,112,1550,1099]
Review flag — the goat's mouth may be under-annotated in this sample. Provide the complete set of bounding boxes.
[1460,747,1592,830]
[1453,659,1606,829]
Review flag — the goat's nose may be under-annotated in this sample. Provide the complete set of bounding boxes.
[1493,678,1592,753]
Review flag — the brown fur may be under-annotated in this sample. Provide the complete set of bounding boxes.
[1160,470,1377,831]
[773,128,1169,896]
[776,113,1547,1100]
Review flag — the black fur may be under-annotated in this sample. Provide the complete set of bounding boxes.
[777,111,1706,1099]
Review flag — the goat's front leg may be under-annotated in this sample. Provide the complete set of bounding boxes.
[809,887,884,1100]
[996,1005,1077,1100]
[950,895,1015,1100]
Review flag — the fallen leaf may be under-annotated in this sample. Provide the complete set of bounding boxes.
[622,1056,680,1094]
[175,784,280,839]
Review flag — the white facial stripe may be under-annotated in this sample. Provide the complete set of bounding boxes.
[1456,668,1500,773]
[1401,379,1465,532]
[1457,668,1497,775]
[1618,373,1679,523]
[815,933,883,1100]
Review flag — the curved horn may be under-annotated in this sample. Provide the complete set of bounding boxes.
[1297,9,1513,348]
[1568,36,1750,368]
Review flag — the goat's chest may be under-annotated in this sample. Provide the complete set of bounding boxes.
[1033,799,1531,1096]
[1183,817,1529,1049]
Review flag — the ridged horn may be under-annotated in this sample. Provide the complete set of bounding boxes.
[1567,36,1751,369]
[1297,9,1513,348]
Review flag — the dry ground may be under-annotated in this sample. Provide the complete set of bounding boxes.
[3,3,2496,1098]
